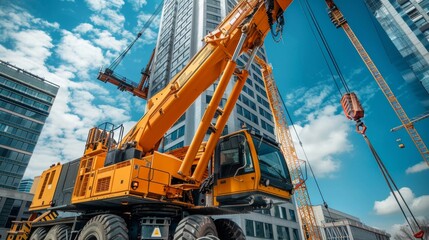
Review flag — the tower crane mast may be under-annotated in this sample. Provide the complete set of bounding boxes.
[325,0,429,166]
[255,56,323,240]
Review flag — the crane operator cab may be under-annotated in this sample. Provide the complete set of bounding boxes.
[213,130,293,209]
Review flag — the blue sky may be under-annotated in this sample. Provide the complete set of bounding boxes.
[0,0,428,236]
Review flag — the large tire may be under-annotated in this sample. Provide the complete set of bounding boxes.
[197,236,220,240]
[29,227,48,240]
[78,214,128,240]
[174,215,218,240]
[44,224,71,240]
[214,219,245,240]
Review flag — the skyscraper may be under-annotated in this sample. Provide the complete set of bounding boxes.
[149,0,276,153]
[0,60,59,189]
[364,0,429,100]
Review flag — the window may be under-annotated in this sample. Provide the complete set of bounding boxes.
[261,119,274,134]
[207,13,221,22]
[217,134,254,179]
[277,226,291,240]
[281,207,287,219]
[257,95,270,109]
[164,126,185,145]
[252,136,292,192]
[292,229,300,240]
[289,209,296,222]
[259,107,273,121]
[236,105,258,124]
[0,76,54,103]
[274,206,281,218]
[245,219,255,236]
[164,141,184,152]
[207,5,220,13]
[255,221,265,238]
[264,223,274,239]
[238,94,256,110]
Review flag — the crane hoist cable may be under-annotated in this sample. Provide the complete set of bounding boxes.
[301,0,425,235]
[278,89,332,217]
[341,95,424,238]
[299,0,351,94]
[108,1,164,71]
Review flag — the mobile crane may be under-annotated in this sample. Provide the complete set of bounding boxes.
[7,0,294,239]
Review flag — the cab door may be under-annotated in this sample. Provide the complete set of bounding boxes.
[213,133,257,205]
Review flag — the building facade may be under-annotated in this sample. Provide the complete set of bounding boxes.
[0,189,33,238]
[17,178,33,193]
[214,201,302,240]
[0,60,59,190]
[312,205,390,240]
[149,0,276,153]
[364,0,429,101]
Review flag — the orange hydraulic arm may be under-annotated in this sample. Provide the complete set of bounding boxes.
[255,56,322,240]
[118,0,293,181]
[325,0,429,166]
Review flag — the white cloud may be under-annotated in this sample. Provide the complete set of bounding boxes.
[85,0,125,11]
[406,161,429,174]
[374,187,429,216]
[137,12,161,29]
[291,105,352,177]
[285,82,353,177]
[128,0,148,11]
[0,30,53,74]
[93,30,128,51]
[90,9,125,33]
[0,4,140,178]
[74,23,94,34]
[56,30,106,78]
[286,85,334,117]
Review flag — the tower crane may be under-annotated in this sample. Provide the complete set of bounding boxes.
[325,0,429,166]
[254,56,323,240]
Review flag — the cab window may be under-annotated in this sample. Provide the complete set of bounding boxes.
[216,134,254,179]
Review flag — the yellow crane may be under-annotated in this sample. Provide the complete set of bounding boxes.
[325,0,429,166]
[254,56,323,240]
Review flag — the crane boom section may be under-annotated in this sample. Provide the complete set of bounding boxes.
[120,0,292,157]
[255,56,322,240]
[327,1,429,165]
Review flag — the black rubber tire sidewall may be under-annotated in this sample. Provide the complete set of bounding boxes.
[29,227,48,240]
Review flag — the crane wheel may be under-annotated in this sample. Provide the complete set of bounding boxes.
[214,219,245,240]
[173,215,218,240]
[78,214,128,240]
[196,236,220,240]
[44,225,71,240]
[29,227,48,240]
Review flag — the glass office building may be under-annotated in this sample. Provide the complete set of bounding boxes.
[364,0,429,100]
[0,188,33,237]
[0,60,59,190]
[17,178,33,193]
[149,0,276,153]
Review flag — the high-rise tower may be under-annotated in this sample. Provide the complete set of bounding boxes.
[149,0,276,152]
[364,0,429,99]
[0,60,59,189]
